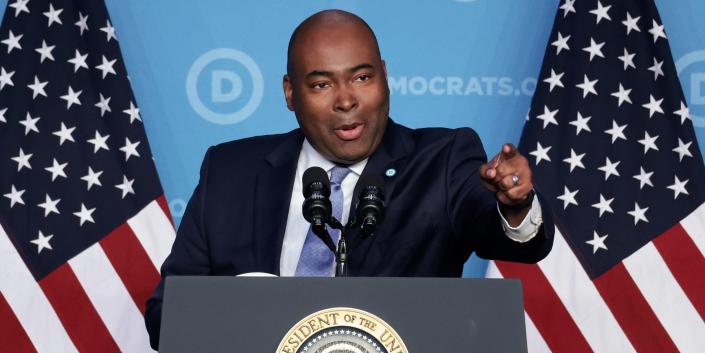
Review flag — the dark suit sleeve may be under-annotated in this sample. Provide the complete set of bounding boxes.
[445,128,553,264]
[144,147,214,350]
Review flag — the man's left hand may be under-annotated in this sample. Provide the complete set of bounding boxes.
[479,143,533,217]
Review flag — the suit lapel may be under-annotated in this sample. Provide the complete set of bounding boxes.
[348,120,414,272]
[252,130,303,275]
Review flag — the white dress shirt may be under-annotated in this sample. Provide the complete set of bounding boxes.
[279,139,543,276]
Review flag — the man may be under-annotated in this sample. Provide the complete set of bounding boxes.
[145,9,553,349]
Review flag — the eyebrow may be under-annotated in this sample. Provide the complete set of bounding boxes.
[304,63,375,79]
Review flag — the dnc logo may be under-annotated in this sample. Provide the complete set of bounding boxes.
[676,50,705,128]
[186,48,264,125]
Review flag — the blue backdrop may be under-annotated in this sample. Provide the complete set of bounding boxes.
[3,0,704,276]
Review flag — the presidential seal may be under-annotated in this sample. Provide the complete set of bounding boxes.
[276,307,408,353]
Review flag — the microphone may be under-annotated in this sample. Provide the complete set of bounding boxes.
[355,174,385,236]
[301,167,335,252]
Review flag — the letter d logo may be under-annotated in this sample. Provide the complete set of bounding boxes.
[186,48,264,125]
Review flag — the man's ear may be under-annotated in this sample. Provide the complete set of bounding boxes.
[283,74,295,111]
[381,59,387,78]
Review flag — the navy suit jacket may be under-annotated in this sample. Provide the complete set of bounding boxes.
[145,120,554,349]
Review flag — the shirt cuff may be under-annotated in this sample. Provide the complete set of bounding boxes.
[496,196,543,243]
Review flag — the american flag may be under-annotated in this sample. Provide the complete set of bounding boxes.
[0,0,175,352]
[487,0,705,352]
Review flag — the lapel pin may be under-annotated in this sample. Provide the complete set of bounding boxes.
[385,168,396,177]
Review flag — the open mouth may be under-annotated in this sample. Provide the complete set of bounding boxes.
[333,123,364,141]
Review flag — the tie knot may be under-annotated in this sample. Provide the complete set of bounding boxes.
[329,165,351,185]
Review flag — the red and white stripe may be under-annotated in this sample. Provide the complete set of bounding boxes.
[0,198,175,353]
[488,202,705,353]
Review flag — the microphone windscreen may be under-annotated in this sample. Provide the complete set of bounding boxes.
[302,166,330,191]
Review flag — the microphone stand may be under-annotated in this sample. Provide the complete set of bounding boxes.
[335,228,348,277]
[328,213,379,277]
[327,218,348,277]
[330,216,376,277]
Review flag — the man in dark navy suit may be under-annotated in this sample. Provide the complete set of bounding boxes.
[145,9,553,349]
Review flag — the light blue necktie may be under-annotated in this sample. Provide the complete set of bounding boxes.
[295,165,351,276]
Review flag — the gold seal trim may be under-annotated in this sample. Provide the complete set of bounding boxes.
[276,307,408,353]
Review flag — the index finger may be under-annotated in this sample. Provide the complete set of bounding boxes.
[500,143,518,160]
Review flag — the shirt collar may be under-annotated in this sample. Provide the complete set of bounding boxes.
[301,138,367,176]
